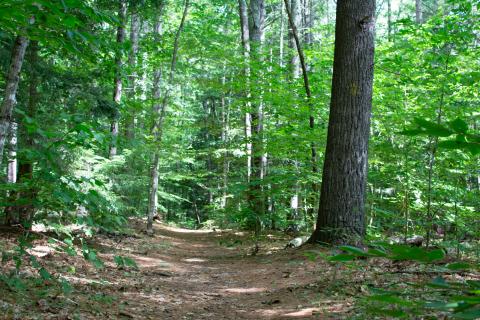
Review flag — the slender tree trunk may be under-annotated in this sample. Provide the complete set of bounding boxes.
[4,41,39,228]
[416,0,422,24]
[238,0,252,182]
[248,0,266,236]
[284,0,318,220]
[309,0,376,245]
[6,121,17,183]
[287,0,301,79]
[126,10,141,140]
[221,66,230,209]
[387,0,392,41]
[279,1,285,69]
[109,0,127,158]
[147,0,189,235]
[0,36,28,167]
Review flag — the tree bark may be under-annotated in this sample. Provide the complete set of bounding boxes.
[147,0,189,235]
[309,0,376,245]
[126,10,141,140]
[6,121,17,183]
[0,36,28,167]
[248,0,266,236]
[4,41,39,228]
[416,0,422,24]
[287,0,301,79]
[109,0,127,158]
[387,0,392,40]
[238,0,252,182]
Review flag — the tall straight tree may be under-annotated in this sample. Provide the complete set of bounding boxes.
[248,0,266,235]
[309,0,376,245]
[4,41,40,227]
[109,0,127,158]
[0,36,28,167]
[238,0,252,181]
[147,0,189,235]
[125,5,141,140]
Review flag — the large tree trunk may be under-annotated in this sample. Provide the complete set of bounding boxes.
[309,0,376,245]
[147,0,189,235]
[109,0,127,158]
[248,0,266,236]
[0,36,28,167]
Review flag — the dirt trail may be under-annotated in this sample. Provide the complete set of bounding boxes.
[1,221,356,319]
[110,222,335,319]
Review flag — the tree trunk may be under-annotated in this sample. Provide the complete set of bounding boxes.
[309,0,376,245]
[415,0,422,24]
[0,36,28,167]
[248,0,266,236]
[238,0,252,182]
[387,0,392,40]
[287,0,301,79]
[126,10,141,140]
[4,41,39,228]
[6,121,17,183]
[147,0,189,235]
[284,0,318,221]
[221,66,230,209]
[109,0,127,158]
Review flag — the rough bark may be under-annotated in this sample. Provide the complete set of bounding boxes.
[0,36,28,167]
[309,0,376,245]
[109,0,127,158]
[248,0,266,235]
[147,0,189,235]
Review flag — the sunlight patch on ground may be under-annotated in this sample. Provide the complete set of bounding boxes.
[134,256,171,268]
[284,307,321,317]
[256,307,322,318]
[26,245,55,258]
[183,258,206,263]
[223,287,267,293]
[63,275,116,286]
[157,224,214,234]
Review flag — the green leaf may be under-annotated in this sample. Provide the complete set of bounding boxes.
[450,118,469,134]
[339,245,368,256]
[446,262,472,271]
[414,118,453,137]
[328,254,356,262]
[39,268,52,281]
[368,294,416,307]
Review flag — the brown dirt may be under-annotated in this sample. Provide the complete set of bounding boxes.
[0,220,358,319]
[4,220,465,319]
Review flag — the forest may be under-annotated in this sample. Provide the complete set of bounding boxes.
[0,0,479,318]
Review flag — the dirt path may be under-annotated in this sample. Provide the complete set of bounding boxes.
[1,221,357,319]
[106,222,336,319]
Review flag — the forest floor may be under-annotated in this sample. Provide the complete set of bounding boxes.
[1,220,474,319]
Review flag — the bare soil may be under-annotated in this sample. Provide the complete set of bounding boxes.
[1,220,460,319]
